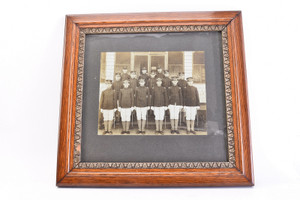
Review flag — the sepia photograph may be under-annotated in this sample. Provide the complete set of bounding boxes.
[98,51,207,135]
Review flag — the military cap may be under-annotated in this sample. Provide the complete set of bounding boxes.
[105,79,113,83]
[156,78,163,82]
[141,66,147,70]
[186,77,194,81]
[138,78,145,82]
[123,79,130,83]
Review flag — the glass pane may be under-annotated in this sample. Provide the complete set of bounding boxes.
[134,55,148,75]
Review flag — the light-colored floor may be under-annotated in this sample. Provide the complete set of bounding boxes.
[97,128,207,135]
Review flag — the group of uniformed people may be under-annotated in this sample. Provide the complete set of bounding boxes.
[99,66,201,135]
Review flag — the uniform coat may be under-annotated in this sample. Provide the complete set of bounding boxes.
[147,77,156,90]
[119,88,134,108]
[121,73,130,81]
[183,85,200,106]
[135,86,150,107]
[167,86,183,105]
[112,80,123,99]
[129,78,138,91]
[162,77,171,87]
[155,72,165,79]
[178,79,187,89]
[139,73,149,85]
[151,86,168,107]
[99,88,117,109]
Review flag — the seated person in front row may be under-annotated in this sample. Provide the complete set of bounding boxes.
[167,77,183,134]
[183,77,201,134]
[151,78,168,134]
[99,80,117,135]
[118,79,134,134]
[135,78,150,134]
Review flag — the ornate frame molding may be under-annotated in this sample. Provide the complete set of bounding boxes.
[73,25,235,169]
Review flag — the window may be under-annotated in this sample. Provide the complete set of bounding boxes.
[168,52,184,77]
[115,52,131,74]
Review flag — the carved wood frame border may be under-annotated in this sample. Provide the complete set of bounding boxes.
[56,11,254,187]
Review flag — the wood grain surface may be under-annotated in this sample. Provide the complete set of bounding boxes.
[56,11,254,187]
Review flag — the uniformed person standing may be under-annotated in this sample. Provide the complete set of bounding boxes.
[139,66,149,86]
[112,73,123,123]
[151,78,168,134]
[162,70,171,87]
[155,66,165,79]
[118,79,134,134]
[129,71,138,91]
[121,66,130,81]
[177,72,187,125]
[183,77,200,134]
[167,77,183,134]
[148,70,157,91]
[135,78,150,134]
[112,73,123,102]
[99,80,117,135]
[178,72,187,89]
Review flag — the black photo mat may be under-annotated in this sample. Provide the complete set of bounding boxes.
[81,31,228,162]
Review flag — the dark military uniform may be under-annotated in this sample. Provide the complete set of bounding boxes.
[183,85,200,107]
[183,85,200,124]
[151,86,168,107]
[148,77,156,90]
[178,79,187,89]
[129,78,138,91]
[139,73,149,86]
[162,77,171,87]
[99,88,117,110]
[112,80,123,100]
[121,73,130,81]
[151,85,168,132]
[135,86,150,107]
[135,86,150,123]
[119,88,134,108]
[99,82,116,134]
[168,86,183,106]
[119,87,134,123]
[155,72,165,79]
[167,84,183,132]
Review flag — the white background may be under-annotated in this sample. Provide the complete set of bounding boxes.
[1,0,300,199]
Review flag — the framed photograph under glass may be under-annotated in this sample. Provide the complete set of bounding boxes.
[56,11,254,187]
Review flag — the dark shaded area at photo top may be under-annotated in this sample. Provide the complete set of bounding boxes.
[81,32,228,162]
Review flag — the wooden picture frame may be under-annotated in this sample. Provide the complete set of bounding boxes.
[56,11,254,187]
